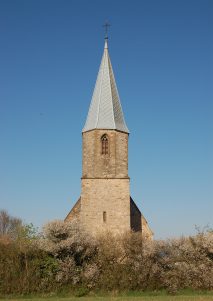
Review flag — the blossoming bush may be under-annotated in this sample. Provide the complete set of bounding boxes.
[39,219,98,287]
[156,232,213,292]
[0,211,212,295]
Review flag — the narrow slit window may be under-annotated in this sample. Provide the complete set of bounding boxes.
[103,211,107,223]
[101,134,109,155]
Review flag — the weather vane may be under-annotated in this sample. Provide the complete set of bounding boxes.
[103,21,110,39]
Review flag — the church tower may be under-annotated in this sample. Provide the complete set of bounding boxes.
[65,37,153,239]
[81,38,130,234]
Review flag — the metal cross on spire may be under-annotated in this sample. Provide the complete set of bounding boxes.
[103,21,110,40]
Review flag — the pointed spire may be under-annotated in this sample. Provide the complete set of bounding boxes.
[82,39,129,133]
[104,39,108,49]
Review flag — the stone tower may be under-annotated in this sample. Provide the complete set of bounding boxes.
[65,38,153,239]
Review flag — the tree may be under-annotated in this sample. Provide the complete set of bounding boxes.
[0,210,22,240]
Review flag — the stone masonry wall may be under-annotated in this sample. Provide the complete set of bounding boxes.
[81,129,130,235]
[65,198,81,222]
[141,215,154,240]
[81,178,130,235]
[82,130,128,179]
[65,128,153,238]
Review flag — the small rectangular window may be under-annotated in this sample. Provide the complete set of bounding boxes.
[103,211,107,223]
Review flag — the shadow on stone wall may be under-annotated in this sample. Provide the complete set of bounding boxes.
[130,197,142,232]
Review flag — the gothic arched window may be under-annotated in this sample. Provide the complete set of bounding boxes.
[101,134,109,155]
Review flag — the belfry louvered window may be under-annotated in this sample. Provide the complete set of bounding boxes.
[101,134,109,155]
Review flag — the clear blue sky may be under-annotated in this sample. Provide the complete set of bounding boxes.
[0,0,212,239]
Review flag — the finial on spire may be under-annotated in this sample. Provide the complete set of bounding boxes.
[103,21,110,40]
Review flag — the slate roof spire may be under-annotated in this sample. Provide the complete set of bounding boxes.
[82,38,129,134]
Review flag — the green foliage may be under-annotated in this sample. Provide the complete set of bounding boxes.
[74,287,89,297]
[0,241,59,294]
[19,223,39,240]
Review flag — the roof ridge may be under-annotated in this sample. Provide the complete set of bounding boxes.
[96,46,106,128]
[107,49,116,129]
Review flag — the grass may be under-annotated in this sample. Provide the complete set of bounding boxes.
[1,290,213,301]
[1,297,213,301]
